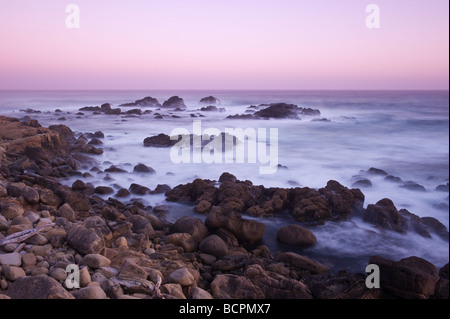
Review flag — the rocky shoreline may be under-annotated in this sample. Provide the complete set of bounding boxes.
[0,115,448,299]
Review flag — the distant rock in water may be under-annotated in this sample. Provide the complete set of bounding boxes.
[227,103,320,120]
[200,105,219,112]
[352,179,372,188]
[120,96,161,107]
[401,181,427,192]
[143,133,178,147]
[162,96,186,109]
[367,167,389,176]
[133,163,155,173]
[435,183,449,192]
[385,175,402,183]
[199,96,221,105]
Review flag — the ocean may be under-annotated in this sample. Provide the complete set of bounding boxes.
[0,90,448,273]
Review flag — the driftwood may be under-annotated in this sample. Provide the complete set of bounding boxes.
[0,223,55,246]
[154,275,164,299]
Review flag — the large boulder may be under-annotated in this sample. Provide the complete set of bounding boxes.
[143,134,178,147]
[66,224,105,255]
[288,187,331,224]
[276,224,317,247]
[318,180,365,220]
[369,256,440,299]
[254,103,320,119]
[362,199,408,233]
[172,216,209,243]
[205,206,265,245]
[199,235,228,258]
[162,96,186,109]
[199,96,220,105]
[6,275,74,299]
[120,96,161,107]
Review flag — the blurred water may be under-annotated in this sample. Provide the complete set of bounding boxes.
[0,90,448,272]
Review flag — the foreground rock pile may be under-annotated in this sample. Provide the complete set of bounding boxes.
[0,115,448,299]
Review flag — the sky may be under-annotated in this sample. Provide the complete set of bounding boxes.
[0,0,448,90]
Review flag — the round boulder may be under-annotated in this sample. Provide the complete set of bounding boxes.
[277,224,317,247]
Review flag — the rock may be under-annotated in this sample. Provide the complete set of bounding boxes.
[166,233,197,253]
[191,287,213,299]
[194,200,212,214]
[226,114,255,119]
[0,202,24,220]
[199,96,220,105]
[276,225,317,247]
[367,167,389,176]
[362,199,408,233]
[275,252,329,275]
[82,254,111,269]
[143,133,178,147]
[289,187,331,224]
[118,260,148,280]
[161,283,186,299]
[50,268,67,282]
[211,274,264,299]
[57,203,76,222]
[435,263,449,299]
[66,224,105,255]
[71,286,108,299]
[5,275,74,299]
[88,138,103,145]
[72,180,87,191]
[115,188,130,197]
[129,183,150,195]
[82,144,103,155]
[321,181,365,220]
[352,179,372,188]
[133,163,155,173]
[168,268,195,286]
[21,253,36,268]
[162,96,186,108]
[253,103,320,119]
[199,235,228,258]
[200,105,219,112]
[120,96,161,107]
[0,252,22,266]
[205,206,266,245]
[127,214,154,235]
[303,272,381,299]
[150,184,172,194]
[105,165,127,173]
[218,172,237,183]
[21,186,40,204]
[0,185,7,197]
[369,256,439,299]
[94,186,115,195]
[385,175,402,183]
[1,265,26,281]
[172,216,208,243]
[401,181,427,192]
[435,183,449,192]
[79,267,91,287]
[38,189,61,207]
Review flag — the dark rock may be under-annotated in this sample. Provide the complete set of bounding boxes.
[367,167,388,176]
[199,96,220,105]
[352,179,372,188]
[172,216,209,243]
[143,133,178,147]
[274,252,329,275]
[205,206,265,245]
[66,223,105,255]
[116,188,130,198]
[385,175,402,183]
[210,274,264,299]
[199,235,228,258]
[21,186,40,204]
[133,163,155,173]
[218,172,237,183]
[200,105,218,112]
[362,198,408,233]
[277,225,317,247]
[82,144,103,155]
[88,138,103,145]
[162,96,186,108]
[150,184,171,194]
[400,181,427,192]
[369,256,439,299]
[165,233,197,253]
[289,187,331,224]
[120,96,161,107]
[436,183,449,192]
[5,275,74,299]
[129,183,150,195]
[56,203,76,222]
[94,186,114,195]
[226,114,255,120]
[105,108,121,115]
[72,180,87,191]
[105,165,127,173]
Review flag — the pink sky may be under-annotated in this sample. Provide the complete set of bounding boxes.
[0,0,448,90]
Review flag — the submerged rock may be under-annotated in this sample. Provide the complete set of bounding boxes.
[162,96,186,109]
